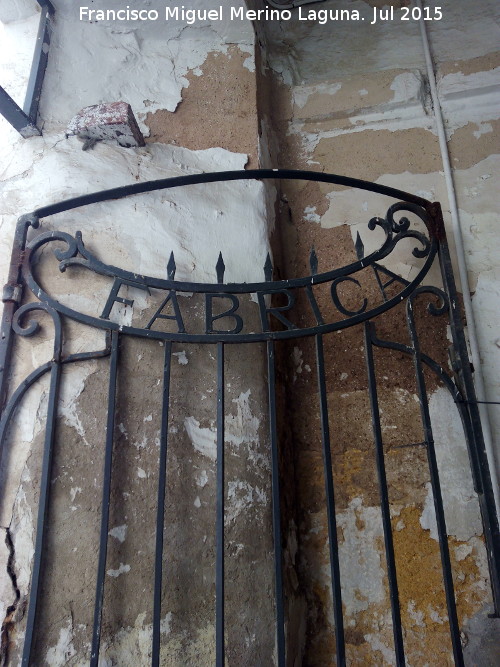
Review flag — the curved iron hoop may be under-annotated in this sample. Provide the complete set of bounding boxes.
[0,335,111,449]
[30,169,434,220]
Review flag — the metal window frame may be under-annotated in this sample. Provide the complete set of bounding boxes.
[0,0,55,137]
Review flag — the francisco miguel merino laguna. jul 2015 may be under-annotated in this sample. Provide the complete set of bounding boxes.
[78,5,408,25]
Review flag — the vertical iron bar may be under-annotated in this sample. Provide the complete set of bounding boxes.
[315,334,346,666]
[21,359,62,666]
[267,340,285,667]
[90,330,119,666]
[0,86,41,137]
[152,341,172,666]
[23,4,52,123]
[216,342,225,667]
[0,216,37,415]
[406,300,464,666]
[364,322,406,666]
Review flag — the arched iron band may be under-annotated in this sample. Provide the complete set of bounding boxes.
[23,242,437,343]
[30,169,432,220]
[27,201,432,294]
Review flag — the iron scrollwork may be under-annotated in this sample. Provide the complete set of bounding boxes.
[22,200,436,343]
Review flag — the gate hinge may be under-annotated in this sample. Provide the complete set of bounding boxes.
[2,284,23,304]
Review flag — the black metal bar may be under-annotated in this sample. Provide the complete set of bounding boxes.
[431,202,500,615]
[364,322,406,666]
[21,359,62,665]
[152,341,172,666]
[0,338,111,451]
[36,0,56,15]
[216,342,225,666]
[315,334,345,665]
[0,216,39,416]
[23,4,52,124]
[267,340,285,666]
[0,86,40,137]
[32,170,431,220]
[406,299,464,666]
[90,330,119,666]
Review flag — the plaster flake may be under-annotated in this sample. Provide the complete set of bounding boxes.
[243,55,255,72]
[293,81,342,109]
[420,390,482,542]
[196,470,209,487]
[226,480,267,525]
[473,122,493,139]
[109,525,128,543]
[107,562,131,578]
[9,486,35,592]
[441,89,500,137]
[363,632,395,665]
[224,390,260,449]
[337,498,385,616]
[69,487,82,503]
[303,205,321,223]
[470,270,500,469]
[45,622,77,666]
[16,381,47,444]
[428,606,447,624]
[173,350,189,365]
[184,416,217,461]
[439,67,500,100]
[59,363,98,446]
[407,600,426,628]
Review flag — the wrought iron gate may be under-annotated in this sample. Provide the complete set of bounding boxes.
[0,170,499,666]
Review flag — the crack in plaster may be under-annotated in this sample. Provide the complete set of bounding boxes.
[0,527,22,667]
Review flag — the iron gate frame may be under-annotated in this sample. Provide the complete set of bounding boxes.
[0,169,499,666]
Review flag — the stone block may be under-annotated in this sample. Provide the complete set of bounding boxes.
[67,101,145,149]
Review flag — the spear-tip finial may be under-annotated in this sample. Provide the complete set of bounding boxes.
[167,251,176,279]
[264,252,273,281]
[216,251,225,284]
[355,232,365,260]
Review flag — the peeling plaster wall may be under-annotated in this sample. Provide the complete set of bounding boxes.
[1,0,499,664]
[0,2,278,664]
[255,0,500,663]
